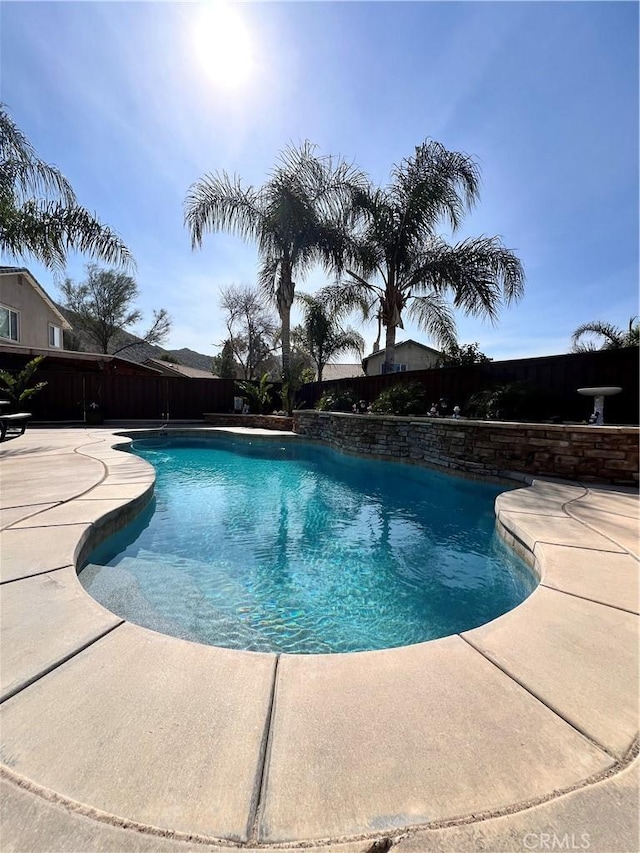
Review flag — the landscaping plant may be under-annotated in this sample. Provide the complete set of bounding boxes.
[185,142,366,379]
[320,139,524,372]
[0,356,48,411]
[237,373,274,414]
[315,388,358,412]
[369,382,428,416]
[465,382,543,421]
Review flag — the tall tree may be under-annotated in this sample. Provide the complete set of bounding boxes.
[293,292,364,382]
[571,317,639,352]
[437,341,492,367]
[322,140,524,371]
[211,339,238,378]
[61,265,171,354]
[219,284,279,379]
[184,142,365,378]
[0,104,133,270]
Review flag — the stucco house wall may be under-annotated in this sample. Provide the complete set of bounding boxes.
[0,268,71,350]
[364,340,441,375]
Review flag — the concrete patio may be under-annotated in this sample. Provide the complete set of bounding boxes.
[0,427,638,853]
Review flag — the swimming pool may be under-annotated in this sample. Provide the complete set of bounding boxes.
[79,436,536,653]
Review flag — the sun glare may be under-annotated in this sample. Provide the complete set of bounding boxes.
[192,2,253,90]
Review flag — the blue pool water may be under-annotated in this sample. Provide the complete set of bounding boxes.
[79,436,536,654]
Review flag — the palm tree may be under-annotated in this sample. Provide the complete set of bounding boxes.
[293,292,365,382]
[184,142,365,377]
[322,140,525,371]
[0,104,133,270]
[571,317,639,352]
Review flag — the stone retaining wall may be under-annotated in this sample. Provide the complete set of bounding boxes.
[293,411,639,485]
[203,413,293,431]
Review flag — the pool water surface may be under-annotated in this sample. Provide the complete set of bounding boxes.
[79,437,536,653]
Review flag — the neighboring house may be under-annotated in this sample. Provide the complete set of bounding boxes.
[143,358,216,379]
[362,339,442,375]
[320,363,364,382]
[0,266,71,350]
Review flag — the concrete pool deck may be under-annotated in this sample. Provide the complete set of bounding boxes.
[0,426,638,852]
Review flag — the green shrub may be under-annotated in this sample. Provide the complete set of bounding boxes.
[370,382,428,416]
[316,387,357,412]
[237,373,273,414]
[465,382,544,421]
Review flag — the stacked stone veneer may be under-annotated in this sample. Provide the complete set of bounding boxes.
[203,413,293,431]
[293,411,639,485]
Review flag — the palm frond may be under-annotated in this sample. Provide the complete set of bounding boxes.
[626,316,640,346]
[1,105,134,269]
[294,291,317,311]
[274,141,369,217]
[319,279,379,322]
[570,319,636,352]
[1,105,76,204]
[257,255,280,302]
[406,293,458,350]
[184,171,263,249]
[390,140,481,237]
[327,327,366,360]
[407,235,524,324]
[1,199,134,271]
[331,212,387,283]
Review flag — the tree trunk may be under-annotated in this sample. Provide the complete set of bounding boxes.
[382,269,401,372]
[373,312,382,353]
[383,322,396,372]
[280,307,291,377]
[276,267,294,379]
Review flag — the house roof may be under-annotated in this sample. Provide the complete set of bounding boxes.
[0,266,72,331]
[0,343,163,374]
[362,339,441,368]
[143,358,217,379]
[321,363,364,381]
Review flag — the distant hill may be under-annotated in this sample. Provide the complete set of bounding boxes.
[58,306,215,372]
[164,348,214,371]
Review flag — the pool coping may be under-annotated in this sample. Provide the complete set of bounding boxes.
[0,426,637,850]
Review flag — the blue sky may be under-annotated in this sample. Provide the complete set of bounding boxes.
[2,1,638,361]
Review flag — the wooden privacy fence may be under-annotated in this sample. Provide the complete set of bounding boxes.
[5,346,638,424]
[296,347,639,425]
[23,373,236,421]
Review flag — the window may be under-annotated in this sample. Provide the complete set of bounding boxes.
[48,324,63,348]
[381,363,407,374]
[0,305,19,342]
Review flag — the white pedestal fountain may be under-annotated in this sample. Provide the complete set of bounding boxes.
[577,386,622,425]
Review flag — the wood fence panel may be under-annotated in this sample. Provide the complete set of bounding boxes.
[298,347,639,424]
[169,378,235,419]
[3,347,637,423]
[8,371,236,421]
[26,373,86,420]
